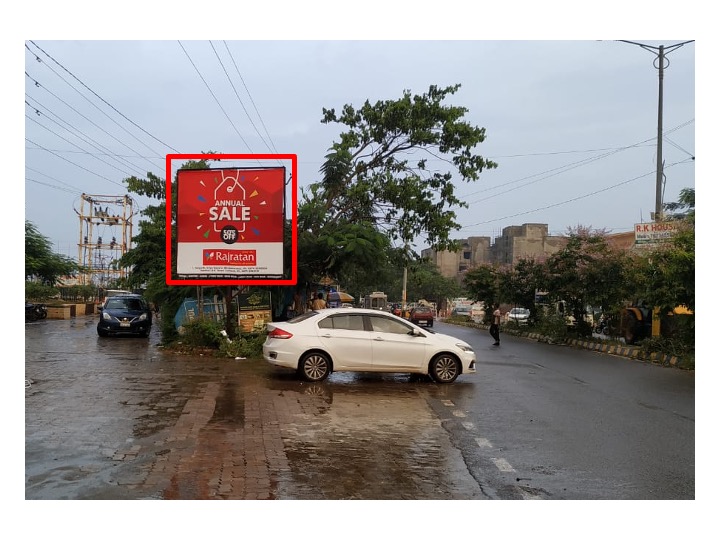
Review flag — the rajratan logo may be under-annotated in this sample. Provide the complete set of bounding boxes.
[203,249,257,266]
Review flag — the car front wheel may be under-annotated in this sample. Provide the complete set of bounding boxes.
[299,352,331,382]
[430,354,460,384]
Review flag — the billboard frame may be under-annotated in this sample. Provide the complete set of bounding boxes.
[165,154,297,286]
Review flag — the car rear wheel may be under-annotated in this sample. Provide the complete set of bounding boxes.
[299,352,331,382]
[430,354,460,384]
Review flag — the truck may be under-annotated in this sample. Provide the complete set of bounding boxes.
[363,291,388,311]
[620,301,693,345]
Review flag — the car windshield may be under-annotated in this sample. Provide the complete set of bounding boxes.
[287,311,319,323]
[106,297,145,310]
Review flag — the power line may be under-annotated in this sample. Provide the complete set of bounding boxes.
[27,40,181,154]
[26,137,125,188]
[25,109,143,179]
[461,159,693,229]
[26,165,83,193]
[26,176,80,195]
[25,147,164,161]
[25,93,150,177]
[461,118,695,204]
[209,40,275,154]
[25,70,163,176]
[223,40,280,154]
[177,40,255,155]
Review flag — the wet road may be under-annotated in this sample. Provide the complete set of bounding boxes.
[25,315,483,500]
[25,315,695,500]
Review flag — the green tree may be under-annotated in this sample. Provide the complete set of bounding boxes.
[119,155,220,341]
[404,257,464,306]
[640,188,695,313]
[463,264,499,313]
[542,227,637,335]
[298,84,497,288]
[318,84,497,250]
[664,187,695,221]
[297,182,392,288]
[25,220,77,286]
[497,257,544,314]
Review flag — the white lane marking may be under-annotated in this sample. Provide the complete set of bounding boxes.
[452,410,466,417]
[475,437,493,448]
[492,458,516,472]
[441,400,454,407]
[461,421,475,430]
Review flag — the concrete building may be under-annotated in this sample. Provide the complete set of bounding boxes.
[422,223,647,282]
[421,223,568,280]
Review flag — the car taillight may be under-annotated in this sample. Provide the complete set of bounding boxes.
[268,328,293,339]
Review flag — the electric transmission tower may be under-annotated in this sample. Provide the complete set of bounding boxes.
[75,193,134,287]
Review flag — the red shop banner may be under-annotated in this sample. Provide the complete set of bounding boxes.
[173,166,287,282]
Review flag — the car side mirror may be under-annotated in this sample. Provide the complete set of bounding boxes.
[410,328,423,337]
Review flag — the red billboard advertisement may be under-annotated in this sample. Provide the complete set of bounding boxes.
[166,155,297,285]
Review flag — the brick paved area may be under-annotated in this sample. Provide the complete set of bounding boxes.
[25,317,484,500]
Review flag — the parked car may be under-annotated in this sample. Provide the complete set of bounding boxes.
[507,307,530,325]
[450,305,472,319]
[263,308,476,384]
[409,305,434,327]
[97,294,152,337]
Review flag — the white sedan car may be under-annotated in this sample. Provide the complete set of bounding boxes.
[263,308,476,383]
[507,307,530,325]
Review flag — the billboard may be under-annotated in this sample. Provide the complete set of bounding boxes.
[166,155,297,285]
[238,290,272,334]
[634,222,679,244]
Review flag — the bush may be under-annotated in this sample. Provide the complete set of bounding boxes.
[59,285,97,302]
[180,318,225,348]
[533,312,569,341]
[25,281,58,301]
[638,336,694,369]
[220,333,266,358]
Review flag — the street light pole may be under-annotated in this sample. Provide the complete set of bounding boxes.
[655,44,665,223]
[618,40,693,222]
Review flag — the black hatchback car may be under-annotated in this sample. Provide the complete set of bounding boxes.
[97,294,152,337]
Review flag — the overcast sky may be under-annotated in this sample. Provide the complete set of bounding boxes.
[21,38,695,258]
[9,1,712,533]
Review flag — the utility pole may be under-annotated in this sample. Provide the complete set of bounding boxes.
[619,40,693,222]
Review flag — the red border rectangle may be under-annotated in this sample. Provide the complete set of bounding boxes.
[165,154,297,286]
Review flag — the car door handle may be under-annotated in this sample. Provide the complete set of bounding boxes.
[321,334,332,338]
[374,337,384,341]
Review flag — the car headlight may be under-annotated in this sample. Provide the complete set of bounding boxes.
[139,313,147,321]
[102,312,111,321]
[456,343,474,353]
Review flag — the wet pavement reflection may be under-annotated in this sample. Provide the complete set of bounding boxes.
[25,316,485,500]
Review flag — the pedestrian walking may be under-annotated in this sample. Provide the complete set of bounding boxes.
[490,304,501,346]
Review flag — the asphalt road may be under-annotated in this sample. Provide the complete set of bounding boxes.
[25,315,694,501]
[432,322,695,500]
